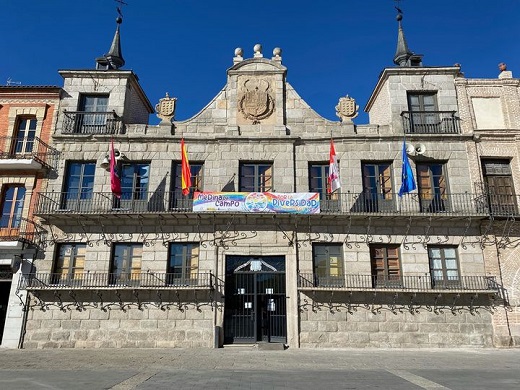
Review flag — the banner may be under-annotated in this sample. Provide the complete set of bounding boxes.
[193,192,320,214]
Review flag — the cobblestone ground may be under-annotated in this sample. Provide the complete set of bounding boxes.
[0,346,518,389]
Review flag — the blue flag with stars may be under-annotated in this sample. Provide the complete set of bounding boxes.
[399,141,416,197]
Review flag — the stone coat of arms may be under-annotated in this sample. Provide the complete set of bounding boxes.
[155,92,177,124]
[335,95,359,123]
[239,79,275,124]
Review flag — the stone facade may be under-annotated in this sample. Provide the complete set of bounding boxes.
[9,46,519,349]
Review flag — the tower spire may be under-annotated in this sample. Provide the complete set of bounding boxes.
[96,6,125,70]
[392,6,423,67]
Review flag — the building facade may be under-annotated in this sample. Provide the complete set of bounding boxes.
[0,86,61,347]
[7,13,519,349]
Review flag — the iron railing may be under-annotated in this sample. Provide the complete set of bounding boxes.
[34,190,490,217]
[401,111,460,134]
[62,111,123,135]
[0,217,41,245]
[21,272,214,290]
[0,136,59,169]
[297,273,498,292]
[0,269,13,280]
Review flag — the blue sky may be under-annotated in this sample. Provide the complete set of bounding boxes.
[2,0,519,124]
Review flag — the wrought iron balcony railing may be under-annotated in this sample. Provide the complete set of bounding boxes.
[0,136,59,169]
[0,217,42,245]
[297,273,498,293]
[21,271,214,290]
[34,191,491,217]
[62,111,123,135]
[401,111,460,134]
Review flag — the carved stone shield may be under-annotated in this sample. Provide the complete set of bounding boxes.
[155,93,177,124]
[335,95,359,122]
[239,79,275,123]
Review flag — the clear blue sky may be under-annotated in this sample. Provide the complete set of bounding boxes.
[2,0,519,124]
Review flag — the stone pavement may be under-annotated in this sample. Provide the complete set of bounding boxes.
[0,346,518,389]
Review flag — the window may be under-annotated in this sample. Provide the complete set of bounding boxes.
[370,245,401,287]
[171,162,203,209]
[361,162,394,212]
[53,244,86,285]
[77,94,109,133]
[110,244,142,285]
[115,163,150,211]
[312,244,344,287]
[11,117,36,156]
[416,163,448,212]
[62,162,95,211]
[428,246,460,288]
[407,93,439,133]
[239,162,273,192]
[0,185,25,231]
[482,159,517,215]
[309,163,339,211]
[168,243,199,285]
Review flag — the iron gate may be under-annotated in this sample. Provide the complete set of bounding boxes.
[224,256,286,344]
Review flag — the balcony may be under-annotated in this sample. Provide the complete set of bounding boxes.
[401,111,460,134]
[62,111,123,135]
[297,272,499,293]
[22,271,214,290]
[0,136,59,170]
[34,191,491,218]
[0,217,42,246]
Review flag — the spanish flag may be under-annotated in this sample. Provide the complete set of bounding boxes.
[181,138,191,196]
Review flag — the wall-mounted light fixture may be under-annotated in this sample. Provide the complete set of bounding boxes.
[100,155,110,170]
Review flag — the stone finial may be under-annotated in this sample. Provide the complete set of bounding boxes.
[155,92,177,125]
[335,95,359,123]
[233,47,243,64]
[253,44,263,58]
[272,47,282,62]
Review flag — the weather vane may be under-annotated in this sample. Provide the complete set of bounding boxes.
[394,0,403,14]
[114,0,128,17]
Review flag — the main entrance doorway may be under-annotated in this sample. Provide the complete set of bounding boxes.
[224,256,286,344]
[0,267,13,345]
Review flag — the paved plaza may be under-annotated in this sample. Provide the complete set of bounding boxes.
[0,346,518,389]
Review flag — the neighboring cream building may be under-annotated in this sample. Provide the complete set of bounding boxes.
[10,12,518,348]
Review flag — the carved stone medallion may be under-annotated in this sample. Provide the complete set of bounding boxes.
[239,79,275,124]
[335,95,359,122]
[155,92,177,124]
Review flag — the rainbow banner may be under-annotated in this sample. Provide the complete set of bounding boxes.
[193,192,320,214]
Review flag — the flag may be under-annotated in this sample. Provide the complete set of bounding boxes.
[398,140,416,197]
[327,139,341,193]
[181,138,192,196]
[110,139,122,198]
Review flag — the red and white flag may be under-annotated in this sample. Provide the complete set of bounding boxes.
[328,139,340,193]
[110,139,122,198]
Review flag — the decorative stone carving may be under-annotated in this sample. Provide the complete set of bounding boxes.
[155,92,177,124]
[335,95,359,123]
[238,79,275,124]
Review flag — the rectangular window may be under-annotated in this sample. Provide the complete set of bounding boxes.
[77,94,109,133]
[309,163,339,211]
[482,159,517,215]
[171,162,204,210]
[428,246,460,288]
[407,93,439,133]
[0,185,25,231]
[370,245,401,287]
[53,244,86,285]
[312,244,344,287]
[110,243,142,285]
[62,162,96,211]
[11,117,36,156]
[115,162,150,211]
[416,163,448,212]
[239,162,273,192]
[361,162,394,212]
[168,243,199,285]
